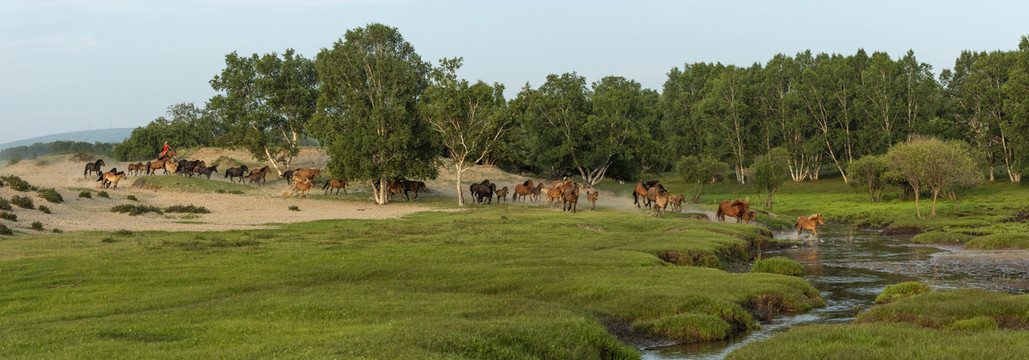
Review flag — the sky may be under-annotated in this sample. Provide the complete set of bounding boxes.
[1,0,1027,144]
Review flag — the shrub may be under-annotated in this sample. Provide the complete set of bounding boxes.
[51,228,62,233]
[966,233,1029,250]
[98,191,110,199]
[30,221,44,231]
[38,205,51,214]
[78,191,93,199]
[289,206,300,211]
[0,223,11,235]
[948,316,999,331]
[10,195,34,209]
[110,204,163,216]
[751,257,806,276]
[0,211,16,221]
[912,231,973,245]
[875,282,931,304]
[1,175,34,191]
[37,188,63,203]
[0,198,11,211]
[126,195,138,201]
[164,205,210,214]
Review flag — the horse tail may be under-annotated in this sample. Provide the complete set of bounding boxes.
[321,181,329,190]
[716,206,724,219]
[793,219,800,229]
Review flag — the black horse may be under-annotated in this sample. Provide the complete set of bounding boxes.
[196,165,218,180]
[282,168,300,185]
[469,179,496,204]
[84,159,106,177]
[224,165,249,183]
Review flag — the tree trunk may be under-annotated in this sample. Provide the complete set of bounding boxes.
[456,161,466,206]
[931,189,939,218]
[263,147,284,176]
[374,178,389,205]
[913,185,921,219]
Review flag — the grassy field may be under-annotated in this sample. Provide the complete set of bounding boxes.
[0,206,822,359]
[597,175,1029,248]
[726,289,1029,359]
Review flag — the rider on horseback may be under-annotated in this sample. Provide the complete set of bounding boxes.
[159,141,171,158]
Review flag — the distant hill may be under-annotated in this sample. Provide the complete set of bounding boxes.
[0,128,134,151]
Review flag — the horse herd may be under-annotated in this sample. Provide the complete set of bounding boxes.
[467,179,599,213]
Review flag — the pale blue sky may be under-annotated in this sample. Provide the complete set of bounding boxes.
[1,0,1026,144]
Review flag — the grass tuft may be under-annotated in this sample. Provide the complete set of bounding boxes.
[966,233,1029,250]
[30,221,43,231]
[0,175,34,191]
[38,205,51,214]
[37,188,63,203]
[78,191,92,199]
[0,223,11,235]
[0,211,16,222]
[0,197,9,211]
[911,231,973,244]
[110,204,163,216]
[875,282,931,304]
[164,205,210,214]
[751,257,806,276]
[98,191,110,199]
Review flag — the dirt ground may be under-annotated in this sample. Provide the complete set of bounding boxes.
[0,148,660,234]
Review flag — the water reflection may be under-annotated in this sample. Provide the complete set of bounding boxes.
[642,223,1029,360]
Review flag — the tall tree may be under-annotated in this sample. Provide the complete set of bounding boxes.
[209,49,318,175]
[659,63,723,159]
[760,53,815,181]
[699,65,756,183]
[422,57,510,206]
[311,23,439,205]
[580,76,659,185]
[1004,36,1029,175]
[859,51,903,154]
[750,147,790,209]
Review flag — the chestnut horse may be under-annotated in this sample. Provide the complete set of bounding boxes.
[513,180,534,202]
[291,178,314,197]
[562,185,580,213]
[496,186,509,203]
[586,190,599,211]
[716,199,750,223]
[322,179,348,195]
[248,166,270,185]
[633,181,664,208]
[794,214,824,239]
[530,183,545,202]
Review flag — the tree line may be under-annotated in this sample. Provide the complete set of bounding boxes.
[112,23,1029,205]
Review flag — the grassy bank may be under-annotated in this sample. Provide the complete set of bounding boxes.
[597,176,1029,248]
[0,206,821,358]
[727,289,1029,359]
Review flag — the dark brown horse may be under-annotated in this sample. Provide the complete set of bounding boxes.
[633,181,664,208]
[224,165,249,183]
[469,180,496,204]
[196,165,218,179]
[84,159,106,177]
[495,186,509,203]
[530,183,545,202]
[322,179,348,195]
[716,199,750,223]
[562,185,580,213]
[248,166,270,185]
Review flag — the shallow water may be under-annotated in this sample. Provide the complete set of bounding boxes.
[641,223,1029,360]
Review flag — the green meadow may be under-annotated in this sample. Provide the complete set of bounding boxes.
[0,206,821,359]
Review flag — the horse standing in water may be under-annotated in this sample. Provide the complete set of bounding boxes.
[794,214,824,240]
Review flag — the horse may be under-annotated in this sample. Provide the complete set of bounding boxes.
[586,191,599,211]
[513,180,534,202]
[292,168,321,183]
[546,186,563,209]
[126,162,141,176]
[282,169,300,185]
[795,214,824,239]
[196,165,218,179]
[741,211,756,224]
[322,179,348,195]
[469,179,496,204]
[716,199,750,223]
[224,165,249,183]
[146,159,167,175]
[83,159,106,177]
[530,183,545,202]
[164,160,179,175]
[495,186,509,203]
[668,195,685,213]
[647,186,669,216]
[399,180,428,200]
[291,178,314,197]
[97,171,127,190]
[562,185,580,213]
[248,166,270,185]
[633,181,664,208]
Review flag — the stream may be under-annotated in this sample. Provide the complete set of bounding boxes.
[641,223,1029,360]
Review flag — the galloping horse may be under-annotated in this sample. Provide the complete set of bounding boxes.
[513,180,534,202]
[668,195,685,213]
[196,165,218,179]
[146,159,167,175]
[126,162,142,176]
[495,187,509,203]
[322,179,348,195]
[398,180,428,200]
[84,159,106,177]
[469,179,496,204]
[291,178,314,197]
[794,214,824,239]
[292,168,321,183]
[248,166,270,185]
[224,165,249,183]
[586,191,599,211]
[716,199,750,223]
[647,186,670,216]
[562,185,580,213]
[97,170,127,190]
[633,181,664,208]
[530,183,545,202]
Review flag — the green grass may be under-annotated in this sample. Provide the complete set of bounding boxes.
[728,289,1029,359]
[135,175,252,194]
[911,231,973,244]
[37,188,63,203]
[966,233,1029,250]
[751,257,805,276]
[0,207,823,358]
[164,205,210,214]
[874,282,931,304]
[110,204,163,216]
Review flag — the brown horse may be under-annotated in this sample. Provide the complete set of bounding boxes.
[399,180,428,200]
[648,187,669,216]
[126,162,142,176]
[98,171,127,190]
[248,166,270,185]
[795,214,824,239]
[496,187,509,203]
[292,168,321,183]
[530,183,545,202]
[668,194,685,213]
[224,165,249,183]
[741,211,756,224]
[716,199,750,223]
[322,179,348,195]
[84,159,106,177]
[146,158,167,175]
[562,185,580,213]
[633,181,663,208]
[586,191,599,211]
[546,185,563,209]
[291,178,314,197]
[513,180,534,202]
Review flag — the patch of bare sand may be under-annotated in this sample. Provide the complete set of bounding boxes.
[0,151,427,233]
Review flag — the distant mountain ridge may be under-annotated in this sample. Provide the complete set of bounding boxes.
[0,128,134,151]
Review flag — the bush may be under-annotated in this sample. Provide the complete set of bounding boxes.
[110,204,163,216]
[38,205,51,214]
[0,211,16,221]
[30,221,43,231]
[0,223,11,235]
[37,188,63,203]
[751,257,806,276]
[51,228,62,233]
[912,231,973,245]
[164,205,210,214]
[1,175,34,191]
[78,191,93,199]
[126,195,138,201]
[0,197,10,211]
[948,316,998,331]
[10,195,34,209]
[98,191,110,199]
[289,206,300,211]
[875,282,931,304]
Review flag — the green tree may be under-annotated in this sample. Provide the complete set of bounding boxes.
[859,51,903,154]
[112,103,221,161]
[675,155,727,203]
[209,48,318,175]
[422,57,510,206]
[581,76,659,184]
[311,23,439,205]
[660,63,723,159]
[749,147,790,209]
[1003,36,1029,175]
[886,136,978,218]
[699,65,757,183]
[846,154,889,202]
[760,53,816,181]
